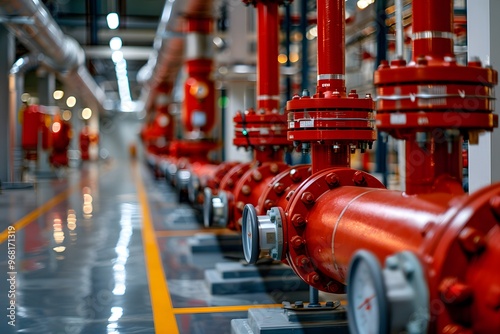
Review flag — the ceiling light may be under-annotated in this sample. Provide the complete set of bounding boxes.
[53,90,64,100]
[82,108,92,120]
[106,12,119,30]
[66,96,76,108]
[109,37,122,50]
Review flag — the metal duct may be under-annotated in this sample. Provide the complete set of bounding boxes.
[137,0,216,112]
[0,0,105,112]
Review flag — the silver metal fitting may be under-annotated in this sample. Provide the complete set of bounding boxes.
[241,204,283,264]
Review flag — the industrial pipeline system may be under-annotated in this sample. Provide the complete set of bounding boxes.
[241,0,500,333]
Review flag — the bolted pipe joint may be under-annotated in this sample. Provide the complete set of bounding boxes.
[242,204,283,264]
[203,188,229,228]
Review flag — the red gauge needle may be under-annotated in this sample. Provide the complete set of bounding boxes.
[357,294,376,310]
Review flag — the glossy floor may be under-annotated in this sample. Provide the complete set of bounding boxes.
[0,159,334,334]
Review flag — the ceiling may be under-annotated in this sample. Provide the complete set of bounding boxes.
[12,0,367,111]
[42,0,164,103]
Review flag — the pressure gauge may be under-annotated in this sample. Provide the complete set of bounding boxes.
[347,250,389,334]
[347,250,430,334]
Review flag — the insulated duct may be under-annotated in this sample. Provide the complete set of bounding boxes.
[137,0,216,112]
[0,0,105,112]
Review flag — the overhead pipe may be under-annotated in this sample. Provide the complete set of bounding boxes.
[137,0,216,113]
[242,0,500,332]
[0,0,105,113]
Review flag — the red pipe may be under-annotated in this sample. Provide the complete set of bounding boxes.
[412,0,453,61]
[405,137,463,194]
[310,144,350,173]
[257,2,280,111]
[282,168,500,333]
[316,0,345,94]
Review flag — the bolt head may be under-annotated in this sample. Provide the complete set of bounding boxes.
[289,169,302,182]
[353,171,366,186]
[292,214,306,227]
[252,170,263,182]
[241,185,251,196]
[306,272,320,284]
[269,163,280,174]
[439,278,473,305]
[458,227,486,254]
[273,182,285,195]
[295,255,310,267]
[264,199,275,210]
[291,236,304,249]
[236,201,245,212]
[301,192,315,205]
[325,173,340,187]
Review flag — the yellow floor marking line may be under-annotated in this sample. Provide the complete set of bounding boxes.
[0,184,79,244]
[173,304,283,314]
[134,163,179,334]
[155,228,239,238]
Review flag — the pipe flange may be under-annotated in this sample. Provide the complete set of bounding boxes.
[231,162,288,230]
[286,92,376,149]
[206,161,239,189]
[374,59,498,136]
[285,168,386,292]
[233,108,290,148]
[256,164,312,214]
[418,183,500,331]
[218,162,253,192]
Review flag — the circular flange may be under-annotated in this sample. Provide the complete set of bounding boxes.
[231,162,288,230]
[233,109,289,148]
[256,164,312,213]
[284,168,386,292]
[286,92,375,146]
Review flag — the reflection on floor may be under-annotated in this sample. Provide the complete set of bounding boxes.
[0,159,342,334]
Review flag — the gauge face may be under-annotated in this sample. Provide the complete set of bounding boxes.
[347,250,389,334]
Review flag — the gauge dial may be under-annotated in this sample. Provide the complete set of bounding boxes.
[347,250,389,334]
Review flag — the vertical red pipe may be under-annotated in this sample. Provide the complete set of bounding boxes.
[311,144,350,173]
[412,0,454,60]
[310,0,349,173]
[405,139,463,195]
[316,0,345,94]
[257,2,280,111]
